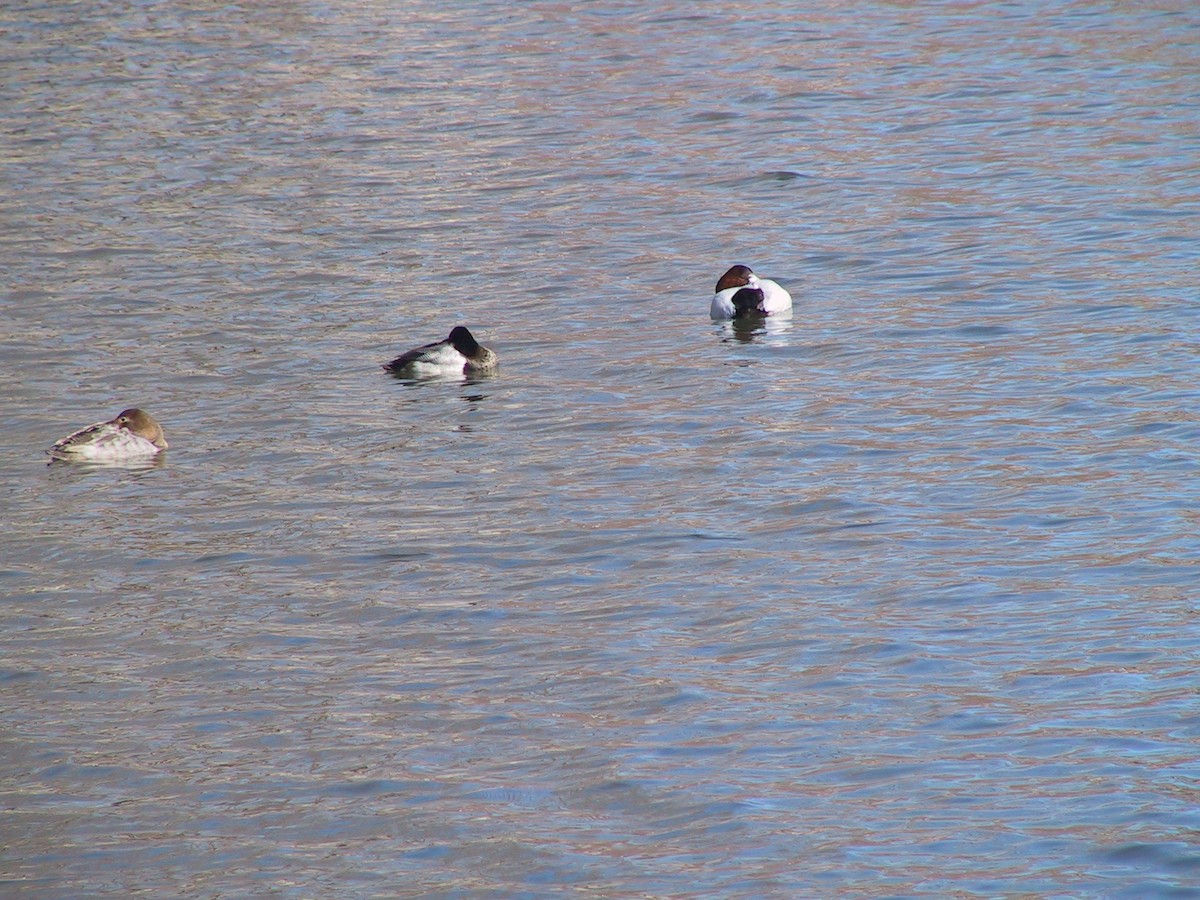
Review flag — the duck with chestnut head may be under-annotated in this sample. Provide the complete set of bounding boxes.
[711,264,792,319]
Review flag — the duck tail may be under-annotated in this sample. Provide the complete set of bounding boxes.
[731,287,766,318]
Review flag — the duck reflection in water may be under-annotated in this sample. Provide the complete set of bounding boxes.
[724,310,795,344]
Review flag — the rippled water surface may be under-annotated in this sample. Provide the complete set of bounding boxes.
[3,1,1199,896]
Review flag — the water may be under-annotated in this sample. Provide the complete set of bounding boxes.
[2,1,1199,896]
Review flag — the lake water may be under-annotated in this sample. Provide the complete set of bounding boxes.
[2,1,1199,896]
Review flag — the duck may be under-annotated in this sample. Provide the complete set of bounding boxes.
[384,326,498,376]
[711,264,793,319]
[48,408,168,461]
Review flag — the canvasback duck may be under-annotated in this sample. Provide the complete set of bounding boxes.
[711,264,793,319]
[384,326,498,376]
[48,408,168,461]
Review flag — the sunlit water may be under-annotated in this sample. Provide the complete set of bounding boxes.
[3,2,1199,896]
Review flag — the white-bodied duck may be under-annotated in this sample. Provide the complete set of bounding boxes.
[48,408,168,461]
[711,264,793,319]
[384,326,498,376]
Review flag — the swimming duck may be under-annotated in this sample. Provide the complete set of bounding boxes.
[48,408,168,461]
[711,264,793,319]
[384,326,498,376]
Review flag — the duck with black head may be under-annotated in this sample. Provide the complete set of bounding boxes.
[384,326,498,377]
